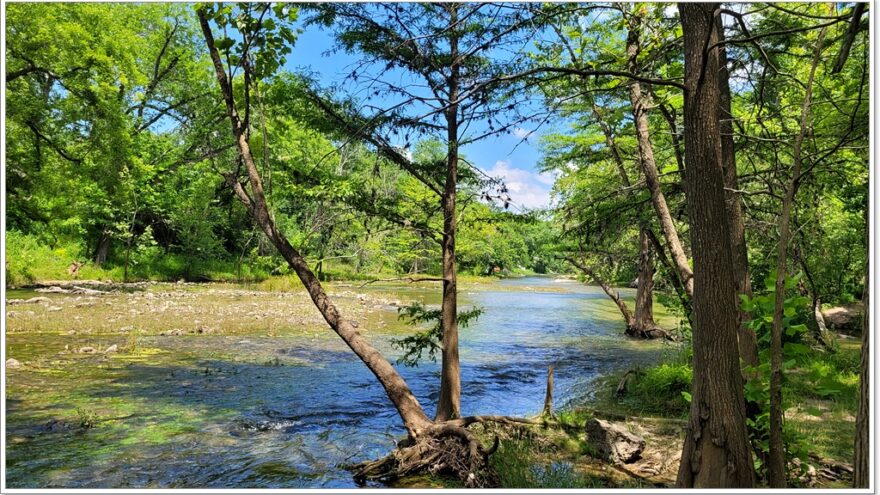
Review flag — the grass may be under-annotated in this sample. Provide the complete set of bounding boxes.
[489,436,639,489]
[589,335,862,479]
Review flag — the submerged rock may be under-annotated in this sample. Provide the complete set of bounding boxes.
[6,358,22,368]
[43,419,73,433]
[586,418,645,464]
[78,346,97,354]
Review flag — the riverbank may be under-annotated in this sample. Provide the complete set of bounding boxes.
[5,276,670,488]
[6,276,857,488]
[470,335,860,490]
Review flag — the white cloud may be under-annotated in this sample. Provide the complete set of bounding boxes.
[481,160,558,210]
[512,127,534,140]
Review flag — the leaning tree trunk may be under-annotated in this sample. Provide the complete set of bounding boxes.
[566,257,634,329]
[197,10,431,438]
[436,3,462,422]
[716,15,758,370]
[767,25,826,488]
[676,4,755,488]
[199,9,501,487]
[624,12,694,299]
[853,213,869,488]
[567,256,670,340]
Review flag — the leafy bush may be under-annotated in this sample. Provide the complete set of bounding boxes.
[6,231,39,286]
[5,231,118,285]
[624,363,692,416]
[739,272,816,480]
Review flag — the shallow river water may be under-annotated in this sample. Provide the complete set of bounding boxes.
[5,276,675,488]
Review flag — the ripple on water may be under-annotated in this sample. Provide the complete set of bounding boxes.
[5,276,675,488]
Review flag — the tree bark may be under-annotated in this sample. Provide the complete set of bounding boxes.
[646,228,691,318]
[198,10,432,437]
[633,229,656,331]
[853,212,869,488]
[676,3,755,488]
[767,25,826,488]
[436,3,461,422]
[716,15,759,370]
[624,11,694,299]
[592,103,658,333]
[94,233,111,265]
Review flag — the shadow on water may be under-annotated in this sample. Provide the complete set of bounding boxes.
[5,277,676,488]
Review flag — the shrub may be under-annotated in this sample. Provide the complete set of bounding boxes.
[624,363,692,416]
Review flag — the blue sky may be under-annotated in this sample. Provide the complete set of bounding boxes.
[286,22,558,211]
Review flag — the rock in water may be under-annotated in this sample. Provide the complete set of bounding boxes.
[104,344,118,353]
[6,358,21,368]
[78,346,97,354]
[586,418,645,464]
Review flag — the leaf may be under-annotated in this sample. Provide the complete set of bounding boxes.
[681,391,692,403]
[215,37,235,51]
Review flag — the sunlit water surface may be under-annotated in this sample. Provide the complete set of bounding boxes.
[5,277,675,488]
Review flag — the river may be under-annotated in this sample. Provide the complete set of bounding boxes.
[5,276,676,488]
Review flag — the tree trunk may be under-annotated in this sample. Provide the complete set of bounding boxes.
[716,15,758,370]
[624,12,694,299]
[646,228,691,319]
[592,102,659,334]
[633,229,656,332]
[436,3,461,422]
[767,25,826,488]
[676,4,755,488]
[567,257,634,330]
[198,10,432,437]
[94,233,111,265]
[853,214,869,488]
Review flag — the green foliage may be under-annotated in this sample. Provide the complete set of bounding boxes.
[738,273,821,479]
[623,363,693,416]
[391,302,483,367]
[491,439,602,489]
[75,407,100,429]
[740,272,812,350]
[5,231,121,286]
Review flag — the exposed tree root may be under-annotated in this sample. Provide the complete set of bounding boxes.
[351,414,565,487]
[352,422,502,487]
[626,325,676,341]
